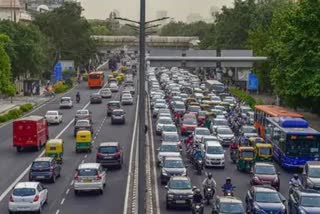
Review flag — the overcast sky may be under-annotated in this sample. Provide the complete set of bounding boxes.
[79,0,233,21]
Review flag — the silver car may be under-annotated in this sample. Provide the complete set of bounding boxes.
[216,127,235,146]
[121,94,133,105]
[156,117,174,135]
[157,142,180,165]
[59,97,73,109]
[100,88,112,98]
[153,103,168,118]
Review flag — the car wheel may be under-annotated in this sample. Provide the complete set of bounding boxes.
[74,190,79,195]
[99,189,104,195]
[16,146,22,152]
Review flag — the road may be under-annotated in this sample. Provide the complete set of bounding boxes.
[147,97,297,214]
[0,70,138,214]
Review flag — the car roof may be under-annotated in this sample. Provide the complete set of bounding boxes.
[158,117,172,120]
[61,96,71,99]
[161,142,179,146]
[254,186,277,192]
[77,109,89,113]
[99,142,119,147]
[218,196,242,203]
[76,119,90,123]
[15,182,39,189]
[195,127,209,131]
[113,109,124,112]
[164,156,182,161]
[34,157,53,162]
[307,161,320,167]
[78,163,100,169]
[46,110,58,113]
[255,162,274,167]
[163,132,178,136]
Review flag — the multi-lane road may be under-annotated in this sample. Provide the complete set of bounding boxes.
[0,70,138,214]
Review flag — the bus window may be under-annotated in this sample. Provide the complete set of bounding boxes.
[286,135,320,158]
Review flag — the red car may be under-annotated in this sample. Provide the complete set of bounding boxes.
[250,162,280,191]
[180,118,198,135]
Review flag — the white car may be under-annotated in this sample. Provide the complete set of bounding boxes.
[193,127,211,143]
[161,124,178,136]
[45,110,62,124]
[204,141,225,168]
[121,94,133,105]
[59,97,73,109]
[157,142,181,165]
[8,182,48,213]
[109,83,119,92]
[156,117,174,135]
[216,127,235,146]
[74,163,106,195]
[100,88,112,98]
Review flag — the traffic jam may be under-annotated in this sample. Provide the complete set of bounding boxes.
[148,66,320,214]
[8,64,135,213]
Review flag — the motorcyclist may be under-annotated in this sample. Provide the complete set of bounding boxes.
[194,147,203,161]
[222,177,235,194]
[76,92,80,102]
[192,188,203,204]
[202,173,216,196]
[289,174,302,186]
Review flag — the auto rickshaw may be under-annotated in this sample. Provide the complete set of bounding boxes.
[236,146,256,172]
[248,137,265,147]
[75,130,92,153]
[255,143,273,162]
[200,103,211,112]
[117,73,125,83]
[186,97,197,106]
[121,66,128,73]
[202,96,211,102]
[112,70,119,78]
[45,139,64,164]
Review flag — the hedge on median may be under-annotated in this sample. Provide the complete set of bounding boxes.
[0,104,34,123]
[52,80,73,94]
[229,88,257,108]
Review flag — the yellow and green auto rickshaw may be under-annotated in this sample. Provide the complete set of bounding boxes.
[202,96,211,102]
[248,137,265,147]
[116,73,125,83]
[200,103,211,112]
[75,130,92,153]
[45,139,64,164]
[185,97,197,106]
[255,143,273,162]
[236,146,256,172]
[112,70,119,78]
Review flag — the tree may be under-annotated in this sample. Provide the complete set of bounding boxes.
[91,25,112,35]
[0,34,15,96]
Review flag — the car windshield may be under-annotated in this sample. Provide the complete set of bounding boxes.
[198,112,206,117]
[61,98,70,102]
[215,120,228,126]
[220,203,245,213]
[174,103,185,109]
[76,110,88,115]
[196,129,210,135]
[32,161,50,169]
[160,145,179,152]
[169,180,191,190]
[13,188,36,197]
[212,97,220,101]
[46,112,57,116]
[184,119,197,125]
[91,94,100,97]
[155,104,166,108]
[108,103,120,107]
[188,106,200,112]
[309,167,320,178]
[102,89,111,92]
[255,192,281,203]
[158,119,172,124]
[255,165,276,175]
[164,160,184,168]
[207,146,223,154]
[243,127,257,133]
[162,126,177,132]
[301,195,320,207]
[78,168,98,176]
[113,111,124,116]
[99,146,118,154]
[218,128,233,135]
[163,134,179,142]
[76,121,90,126]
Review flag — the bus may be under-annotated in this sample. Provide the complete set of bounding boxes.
[254,105,303,138]
[205,80,225,93]
[265,117,320,169]
[88,71,104,88]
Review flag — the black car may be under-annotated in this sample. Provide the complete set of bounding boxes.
[111,109,125,124]
[29,157,61,183]
[107,101,121,116]
[74,119,93,137]
[212,196,245,214]
[289,189,320,214]
[96,142,123,168]
[90,93,102,104]
[160,156,186,184]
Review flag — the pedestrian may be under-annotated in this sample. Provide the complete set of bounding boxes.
[36,84,40,95]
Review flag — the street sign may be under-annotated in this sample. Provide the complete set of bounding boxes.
[53,62,62,82]
[247,72,258,90]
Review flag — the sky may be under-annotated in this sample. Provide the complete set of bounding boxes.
[79,0,234,22]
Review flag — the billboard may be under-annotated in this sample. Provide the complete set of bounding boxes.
[247,72,259,91]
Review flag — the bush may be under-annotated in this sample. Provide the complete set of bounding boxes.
[229,88,258,108]
[52,81,71,94]
[7,109,22,120]
[0,114,8,123]
[65,79,73,87]
[0,104,33,124]
[20,104,33,112]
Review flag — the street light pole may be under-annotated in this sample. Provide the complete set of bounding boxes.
[138,0,146,214]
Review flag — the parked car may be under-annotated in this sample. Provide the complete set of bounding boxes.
[107,101,121,116]
[74,163,106,195]
[212,196,245,214]
[59,97,73,109]
[45,110,62,124]
[288,189,320,214]
[90,93,102,104]
[160,156,186,184]
[100,88,112,98]
[250,162,280,191]
[8,182,48,213]
[74,119,93,137]
[302,161,320,190]
[29,157,61,183]
[111,109,125,124]
[96,142,123,168]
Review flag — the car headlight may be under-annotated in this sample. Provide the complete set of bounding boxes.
[167,193,174,198]
[162,170,168,176]
[181,170,187,176]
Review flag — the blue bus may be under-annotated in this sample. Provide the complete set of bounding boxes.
[265,117,320,169]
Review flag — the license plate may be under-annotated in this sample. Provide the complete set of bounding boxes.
[83,179,92,183]
[104,156,113,159]
[37,176,45,179]
[175,200,185,204]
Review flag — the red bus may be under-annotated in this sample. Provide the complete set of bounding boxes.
[254,105,304,138]
[13,116,48,152]
[88,71,104,88]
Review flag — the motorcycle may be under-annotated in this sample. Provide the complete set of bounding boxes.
[204,187,215,205]
[76,96,80,103]
[222,186,235,196]
[191,203,204,214]
[230,148,237,163]
[195,159,203,175]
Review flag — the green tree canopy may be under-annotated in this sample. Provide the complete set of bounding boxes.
[0,34,15,95]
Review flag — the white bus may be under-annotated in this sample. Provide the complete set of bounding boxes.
[205,80,225,93]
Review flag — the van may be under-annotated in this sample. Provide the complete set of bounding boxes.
[204,141,225,168]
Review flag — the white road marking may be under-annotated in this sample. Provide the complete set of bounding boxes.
[123,94,139,214]
[70,180,74,186]
[55,209,60,214]
[84,154,88,158]
[66,188,70,195]
[60,198,65,205]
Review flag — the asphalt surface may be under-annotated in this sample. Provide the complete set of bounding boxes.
[149,103,298,213]
[0,71,138,214]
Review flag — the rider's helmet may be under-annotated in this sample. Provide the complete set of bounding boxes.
[293,174,299,179]
[208,172,212,179]
[226,177,231,184]
[194,188,201,195]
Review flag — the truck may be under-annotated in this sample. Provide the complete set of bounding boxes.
[13,116,49,152]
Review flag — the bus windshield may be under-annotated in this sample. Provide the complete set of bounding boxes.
[89,74,101,79]
[286,136,320,158]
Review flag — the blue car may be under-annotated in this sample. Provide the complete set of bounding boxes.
[246,186,287,214]
[289,189,320,214]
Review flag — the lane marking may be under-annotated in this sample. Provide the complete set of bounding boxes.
[70,180,74,186]
[60,198,65,205]
[84,154,87,158]
[123,94,139,214]
[55,209,60,214]
[66,189,70,195]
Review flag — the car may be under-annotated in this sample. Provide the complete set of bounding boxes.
[162,124,178,135]
[8,182,48,213]
[245,186,286,214]
[109,82,119,92]
[250,162,280,191]
[74,109,92,125]
[215,127,234,146]
[212,196,245,214]
[100,88,112,98]
[59,97,73,109]
[121,94,133,105]
[172,101,186,113]
[204,141,225,168]
[160,156,186,184]
[96,142,123,168]
[29,157,61,183]
[111,109,125,124]
[157,142,181,165]
[153,103,167,118]
[124,85,135,95]
[193,127,211,144]
[107,101,121,116]
[302,161,320,190]
[157,112,172,120]
[165,176,194,209]
[74,163,106,195]
[180,118,198,135]
[156,117,174,135]
[151,98,167,109]
[162,132,182,149]
[90,93,102,104]
[187,105,201,115]
[240,125,258,138]
[201,135,219,145]
[45,110,62,124]
[288,189,320,214]
[74,119,93,137]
